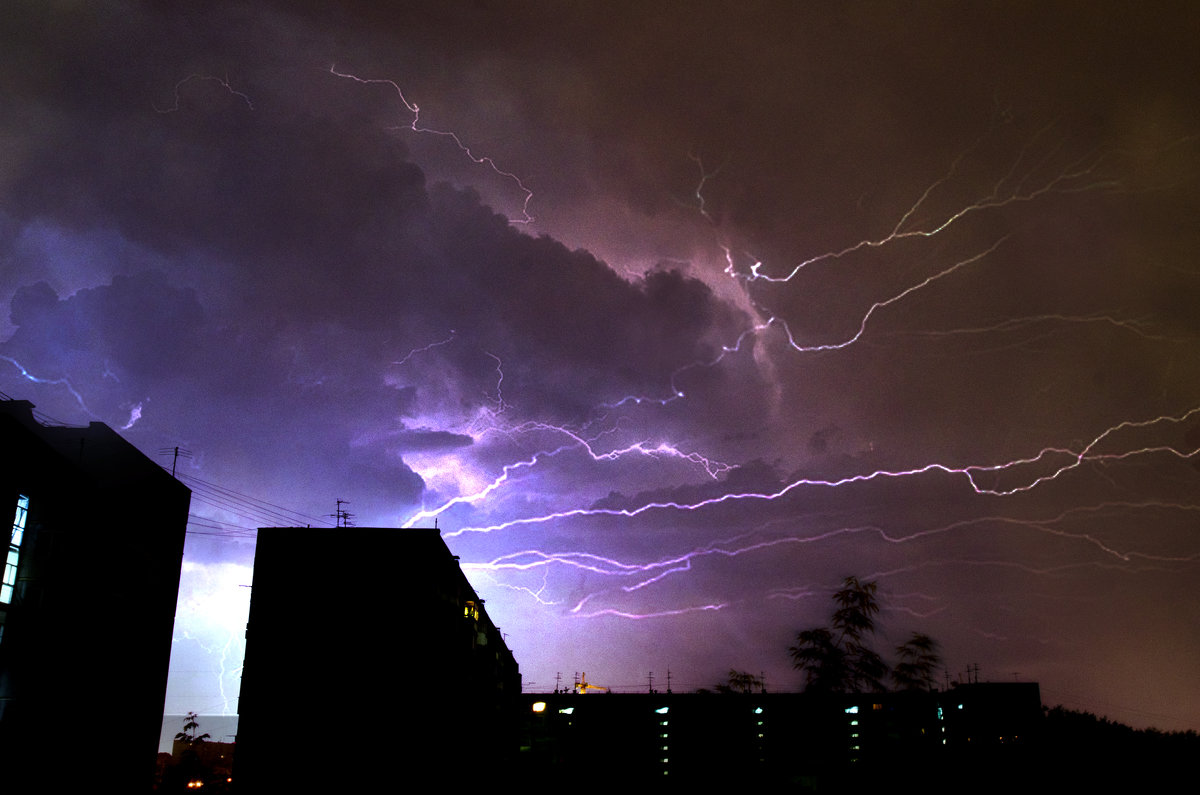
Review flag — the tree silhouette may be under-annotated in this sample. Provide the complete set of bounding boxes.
[718,669,766,694]
[892,632,942,691]
[167,712,214,792]
[790,576,888,692]
[174,711,211,746]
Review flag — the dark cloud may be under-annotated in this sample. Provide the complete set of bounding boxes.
[3,1,1199,730]
[388,428,473,452]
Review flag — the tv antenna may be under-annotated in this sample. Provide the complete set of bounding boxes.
[330,498,355,528]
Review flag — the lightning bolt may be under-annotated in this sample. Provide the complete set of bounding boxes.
[767,238,1010,353]
[445,404,1200,537]
[329,65,535,225]
[402,417,732,527]
[121,400,145,430]
[737,136,1116,284]
[569,602,728,620]
[470,491,1200,626]
[175,628,243,712]
[1,355,94,416]
[392,330,458,366]
[156,73,254,113]
[470,497,1199,596]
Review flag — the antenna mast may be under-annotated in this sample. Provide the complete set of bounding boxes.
[330,498,354,528]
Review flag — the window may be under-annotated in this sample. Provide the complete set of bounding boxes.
[2,495,29,604]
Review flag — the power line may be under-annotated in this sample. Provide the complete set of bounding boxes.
[177,473,332,528]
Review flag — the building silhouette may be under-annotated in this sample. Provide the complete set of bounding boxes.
[519,682,1043,788]
[0,398,190,791]
[235,526,521,789]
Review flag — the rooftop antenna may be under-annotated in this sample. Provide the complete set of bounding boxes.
[330,498,354,528]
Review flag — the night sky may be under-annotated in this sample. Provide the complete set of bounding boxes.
[4,2,1199,731]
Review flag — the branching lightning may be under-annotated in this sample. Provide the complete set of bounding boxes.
[384,130,1197,633]
[6,8,1190,721]
[461,493,1199,621]
[156,73,255,113]
[329,66,535,224]
[1,355,94,416]
[734,140,1116,284]
[402,414,733,528]
[441,403,1200,537]
[392,330,458,367]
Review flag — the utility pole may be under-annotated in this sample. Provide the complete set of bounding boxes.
[158,446,192,478]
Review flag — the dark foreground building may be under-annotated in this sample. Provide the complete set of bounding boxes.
[0,398,190,791]
[235,526,521,789]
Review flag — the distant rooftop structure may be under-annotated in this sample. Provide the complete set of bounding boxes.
[519,682,1044,787]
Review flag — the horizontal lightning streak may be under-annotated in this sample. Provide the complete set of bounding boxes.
[472,498,1199,595]
[570,603,727,620]
[445,405,1200,537]
[402,419,732,527]
[885,313,1183,348]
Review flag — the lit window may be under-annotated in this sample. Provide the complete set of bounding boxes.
[463,601,479,620]
[2,495,29,604]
